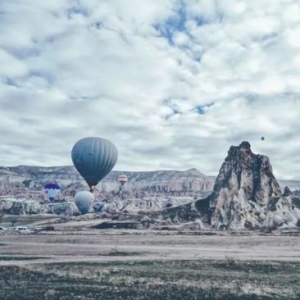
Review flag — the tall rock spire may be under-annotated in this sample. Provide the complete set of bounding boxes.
[202,142,295,230]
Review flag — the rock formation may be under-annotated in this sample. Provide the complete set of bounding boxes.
[0,198,80,216]
[0,166,215,199]
[201,141,300,230]
[1,143,300,224]
[161,141,300,231]
[0,164,298,201]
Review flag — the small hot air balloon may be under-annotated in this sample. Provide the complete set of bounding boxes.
[71,137,118,192]
[261,136,265,141]
[44,183,61,201]
[74,191,94,214]
[118,174,128,186]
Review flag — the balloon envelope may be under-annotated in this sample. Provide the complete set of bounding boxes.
[261,137,265,141]
[71,137,118,189]
[44,183,61,201]
[74,191,94,214]
[118,174,128,186]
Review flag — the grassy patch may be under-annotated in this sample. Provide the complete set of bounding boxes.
[214,256,300,273]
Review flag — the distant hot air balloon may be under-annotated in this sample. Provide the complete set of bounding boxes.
[118,174,128,186]
[261,136,265,141]
[71,137,118,192]
[118,174,128,196]
[74,191,94,214]
[44,183,61,201]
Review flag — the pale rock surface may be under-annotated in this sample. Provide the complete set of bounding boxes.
[0,199,41,215]
[0,198,80,216]
[202,142,300,230]
[0,163,298,205]
[0,166,215,200]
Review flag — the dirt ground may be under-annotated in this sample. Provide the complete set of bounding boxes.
[1,230,300,264]
[0,230,300,299]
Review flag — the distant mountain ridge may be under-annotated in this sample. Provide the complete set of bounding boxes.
[0,165,299,200]
[0,166,214,200]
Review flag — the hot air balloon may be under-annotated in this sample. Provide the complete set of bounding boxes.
[118,174,128,196]
[261,136,265,141]
[118,174,128,186]
[44,183,61,201]
[74,191,94,214]
[71,137,118,191]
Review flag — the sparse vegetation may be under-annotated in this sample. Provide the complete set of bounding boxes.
[225,255,238,267]
[10,218,17,227]
[0,256,49,261]
[0,260,300,300]
[99,246,143,257]
[42,226,55,231]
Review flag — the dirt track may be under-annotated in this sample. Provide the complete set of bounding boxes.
[1,230,300,265]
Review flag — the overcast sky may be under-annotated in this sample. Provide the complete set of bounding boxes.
[0,0,300,179]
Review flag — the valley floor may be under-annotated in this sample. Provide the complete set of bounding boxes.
[1,231,300,299]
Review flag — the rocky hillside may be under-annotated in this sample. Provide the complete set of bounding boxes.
[0,166,215,200]
[0,163,298,201]
[1,142,300,228]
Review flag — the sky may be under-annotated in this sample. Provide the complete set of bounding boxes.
[0,0,300,179]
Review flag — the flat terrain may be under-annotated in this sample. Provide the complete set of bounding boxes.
[1,230,300,263]
[1,230,300,299]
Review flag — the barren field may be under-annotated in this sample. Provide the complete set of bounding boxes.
[1,230,300,299]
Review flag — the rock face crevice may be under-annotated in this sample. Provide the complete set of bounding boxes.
[194,141,300,230]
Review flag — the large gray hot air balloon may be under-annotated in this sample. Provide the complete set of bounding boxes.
[71,137,118,191]
[74,191,94,214]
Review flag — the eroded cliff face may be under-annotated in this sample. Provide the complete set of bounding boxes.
[0,164,298,201]
[0,167,215,199]
[212,142,281,205]
[206,142,300,230]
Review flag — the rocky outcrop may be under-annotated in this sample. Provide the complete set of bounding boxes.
[283,186,292,197]
[0,198,80,216]
[202,141,300,230]
[162,142,300,231]
[0,199,41,215]
[47,201,80,216]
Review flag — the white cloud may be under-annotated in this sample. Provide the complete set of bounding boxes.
[0,0,300,180]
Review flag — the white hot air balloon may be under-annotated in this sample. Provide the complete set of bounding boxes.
[74,191,94,214]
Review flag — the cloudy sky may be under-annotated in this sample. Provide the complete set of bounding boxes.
[0,0,300,179]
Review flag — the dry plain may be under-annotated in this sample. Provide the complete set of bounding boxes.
[1,228,300,299]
